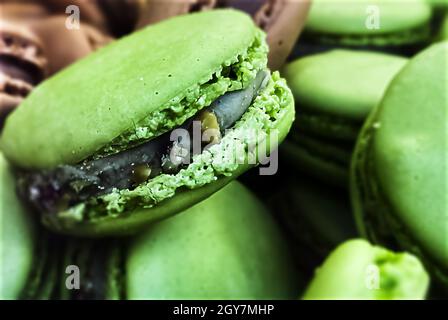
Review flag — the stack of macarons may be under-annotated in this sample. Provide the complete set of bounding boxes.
[282,49,407,187]
[271,3,447,299]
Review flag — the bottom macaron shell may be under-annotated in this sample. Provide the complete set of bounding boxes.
[125,181,299,299]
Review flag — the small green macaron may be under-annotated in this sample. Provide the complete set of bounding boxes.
[59,181,300,299]
[303,239,429,300]
[0,10,295,237]
[282,49,407,186]
[304,0,432,48]
[351,42,448,287]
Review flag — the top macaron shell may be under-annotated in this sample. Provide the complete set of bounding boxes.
[283,50,408,120]
[369,42,448,272]
[306,0,432,35]
[0,10,257,169]
[0,153,35,299]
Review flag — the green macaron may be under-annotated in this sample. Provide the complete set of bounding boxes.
[304,0,432,48]
[302,239,429,299]
[59,181,299,299]
[282,49,407,186]
[0,10,295,237]
[351,42,448,288]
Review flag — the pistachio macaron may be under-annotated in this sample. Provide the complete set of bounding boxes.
[282,49,407,186]
[0,10,295,237]
[303,239,429,300]
[59,182,299,299]
[303,0,432,53]
[351,42,448,288]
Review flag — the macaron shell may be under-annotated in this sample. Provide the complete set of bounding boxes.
[0,153,35,299]
[306,0,431,35]
[283,50,408,121]
[372,42,448,270]
[125,181,298,299]
[0,9,257,169]
[303,239,429,299]
[303,239,376,299]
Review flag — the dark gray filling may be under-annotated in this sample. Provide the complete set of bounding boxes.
[17,70,269,215]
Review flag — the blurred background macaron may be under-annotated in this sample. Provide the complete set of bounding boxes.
[351,42,448,291]
[298,0,432,57]
[302,239,429,300]
[59,182,301,299]
[281,49,407,187]
[268,175,358,275]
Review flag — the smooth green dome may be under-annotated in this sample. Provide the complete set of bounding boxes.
[125,181,298,299]
[284,50,407,120]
